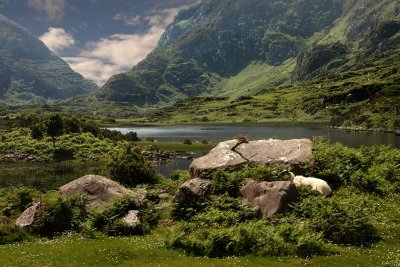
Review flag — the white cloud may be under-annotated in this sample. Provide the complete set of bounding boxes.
[27,0,65,21]
[39,27,76,54]
[113,13,142,26]
[62,6,187,86]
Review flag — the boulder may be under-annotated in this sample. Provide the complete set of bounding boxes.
[59,175,132,208]
[174,178,213,203]
[16,201,44,227]
[240,179,299,219]
[189,140,247,178]
[189,138,312,178]
[122,210,140,226]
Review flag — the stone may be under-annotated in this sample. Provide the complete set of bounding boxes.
[59,175,132,208]
[174,178,213,203]
[16,202,44,227]
[236,138,312,167]
[189,140,247,178]
[240,179,299,219]
[122,210,140,226]
[189,138,313,178]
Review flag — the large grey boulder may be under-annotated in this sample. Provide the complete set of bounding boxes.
[240,179,299,219]
[59,175,132,208]
[189,138,312,178]
[174,178,213,203]
[189,140,247,178]
[16,202,44,227]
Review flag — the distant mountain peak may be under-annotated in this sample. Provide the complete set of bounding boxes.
[0,14,97,105]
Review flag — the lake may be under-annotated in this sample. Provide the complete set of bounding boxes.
[1,123,398,190]
[110,123,400,148]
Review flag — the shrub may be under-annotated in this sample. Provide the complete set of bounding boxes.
[0,224,31,245]
[210,170,244,197]
[234,134,249,143]
[107,143,158,187]
[168,219,327,258]
[291,195,379,246]
[183,138,192,145]
[237,166,286,182]
[91,195,158,236]
[6,187,40,212]
[31,191,87,237]
[350,170,383,194]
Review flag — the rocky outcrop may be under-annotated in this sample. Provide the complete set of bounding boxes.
[240,179,299,219]
[15,202,44,227]
[189,138,312,178]
[292,42,348,81]
[174,178,213,203]
[59,175,132,208]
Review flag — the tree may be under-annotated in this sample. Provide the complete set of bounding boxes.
[107,144,158,187]
[44,114,64,149]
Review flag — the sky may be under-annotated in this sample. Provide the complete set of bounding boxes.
[0,0,197,85]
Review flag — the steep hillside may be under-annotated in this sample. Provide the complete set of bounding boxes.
[0,15,97,105]
[98,0,399,109]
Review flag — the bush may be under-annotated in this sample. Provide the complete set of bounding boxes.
[210,170,243,197]
[91,195,158,236]
[168,219,327,258]
[308,138,400,192]
[107,143,158,187]
[234,134,249,143]
[291,195,379,246]
[183,138,192,145]
[6,187,40,212]
[0,224,31,245]
[31,191,87,237]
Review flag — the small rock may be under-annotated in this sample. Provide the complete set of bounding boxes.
[16,202,44,227]
[174,178,213,203]
[122,210,140,226]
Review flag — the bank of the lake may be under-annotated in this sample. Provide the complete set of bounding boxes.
[110,123,400,148]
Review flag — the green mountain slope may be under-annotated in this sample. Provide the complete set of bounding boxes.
[93,0,400,129]
[0,15,97,105]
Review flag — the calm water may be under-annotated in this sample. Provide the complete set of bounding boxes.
[0,161,107,190]
[1,124,398,189]
[110,123,400,148]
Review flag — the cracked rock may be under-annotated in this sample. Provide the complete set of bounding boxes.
[189,138,312,178]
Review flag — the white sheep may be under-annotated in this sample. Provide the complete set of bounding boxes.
[284,170,332,196]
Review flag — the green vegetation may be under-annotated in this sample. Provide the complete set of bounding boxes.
[107,144,158,187]
[0,15,97,105]
[0,139,398,265]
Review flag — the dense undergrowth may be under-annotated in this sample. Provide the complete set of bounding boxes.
[0,134,399,262]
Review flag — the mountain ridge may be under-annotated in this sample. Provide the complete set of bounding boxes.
[97,0,399,109]
[0,14,97,105]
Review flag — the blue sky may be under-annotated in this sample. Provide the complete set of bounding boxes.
[0,0,197,85]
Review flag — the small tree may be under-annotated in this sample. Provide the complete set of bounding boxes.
[44,114,64,149]
[107,144,158,187]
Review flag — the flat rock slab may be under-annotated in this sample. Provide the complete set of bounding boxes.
[240,179,299,219]
[189,138,312,178]
[59,175,132,208]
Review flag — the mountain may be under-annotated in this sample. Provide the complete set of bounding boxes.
[0,14,97,105]
[97,0,399,111]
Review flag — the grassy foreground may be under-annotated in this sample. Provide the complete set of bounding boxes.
[0,193,399,267]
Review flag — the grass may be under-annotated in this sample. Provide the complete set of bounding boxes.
[135,141,216,153]
[0,192,399,267]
